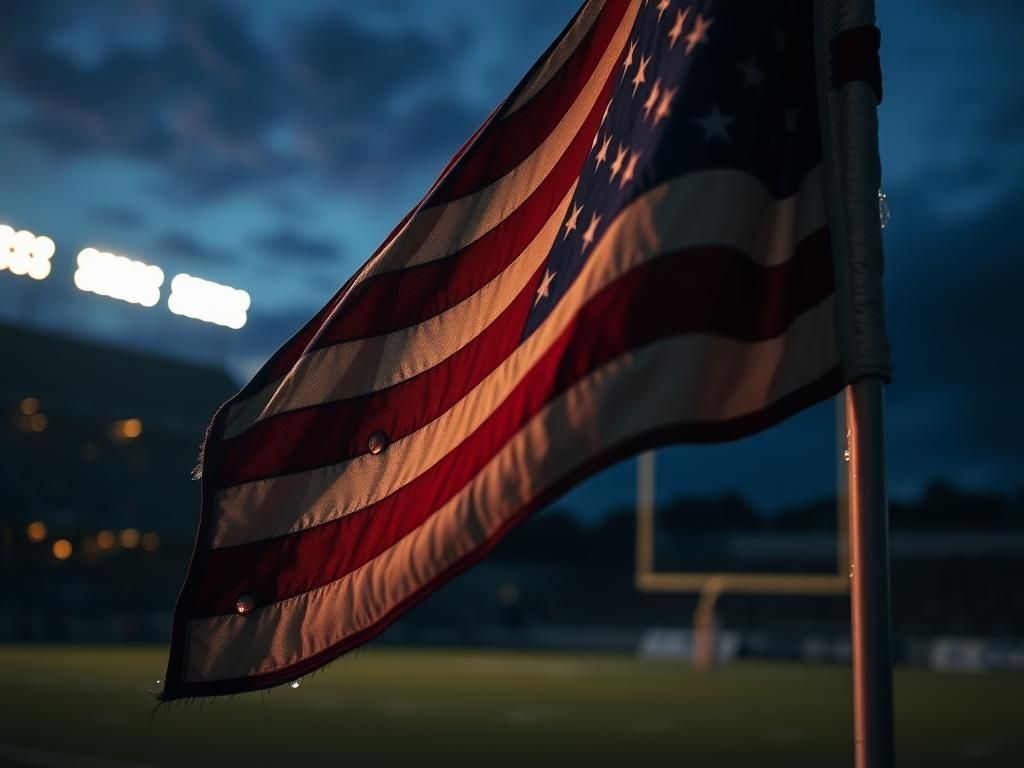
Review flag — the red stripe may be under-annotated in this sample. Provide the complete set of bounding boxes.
[238,207,413,394]
[226,1,625,399]
[427,0,629,205]
[193,232,834,616]
[216,225,829,489]
[235,105,497,396]
[213,81,620,488]
[306,69,615,349]
[162,363,843,701]
[214,260,541,488]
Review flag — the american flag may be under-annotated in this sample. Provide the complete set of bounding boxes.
[162,0,885,699]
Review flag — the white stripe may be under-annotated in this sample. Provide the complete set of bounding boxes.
[222,163,824,443]
[220,0,641,440]
[210,166,827,547]
[376,0,638,272]
[230,184,576,434]
[187,298,838,682]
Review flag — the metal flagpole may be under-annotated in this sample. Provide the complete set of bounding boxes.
[845,377,894,767]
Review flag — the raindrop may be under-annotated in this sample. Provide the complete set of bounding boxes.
[878,189,890,230]
[290,678,303,689]
[235,593,256,615]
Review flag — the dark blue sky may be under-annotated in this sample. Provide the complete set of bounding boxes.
[0,1,1020,514]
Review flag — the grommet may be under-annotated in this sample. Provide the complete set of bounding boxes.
[368,430,389,455]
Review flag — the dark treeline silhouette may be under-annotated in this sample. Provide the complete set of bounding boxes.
[496,481,1023,566]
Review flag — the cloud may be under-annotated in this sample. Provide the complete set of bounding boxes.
[93,205,148,230]
[155,230,235,265]
[0,0,482,201]
[882,181,1024,492]
[251,228,341,264]
[0,3,289,198]
[275,12,482,192]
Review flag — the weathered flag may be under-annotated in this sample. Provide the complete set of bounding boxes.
[162,0,888,699]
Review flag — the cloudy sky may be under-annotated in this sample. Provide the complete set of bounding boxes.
[0,0,1019,515]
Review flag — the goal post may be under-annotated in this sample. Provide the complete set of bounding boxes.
[634,397,852,666]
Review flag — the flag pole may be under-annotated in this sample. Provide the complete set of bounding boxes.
[845,377,894,767]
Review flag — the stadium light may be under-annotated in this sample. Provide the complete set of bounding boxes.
[96,530,115,550]
[119,528,141,549]
[19,397,40,416]
[0,224,55,280]
[74,247,164,307]
[168,273,250,330]
[142,532,161,552]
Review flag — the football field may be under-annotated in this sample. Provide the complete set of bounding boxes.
[0,646,1019,767]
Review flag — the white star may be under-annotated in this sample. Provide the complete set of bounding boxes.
[737,55,764,88]
[667,8,690,49]
[609,143,627,182]
[684,13,714,55]
[695,103,734,142]
[563,202,583,239]
[631,54,650,96]
[621,39,637,80]
[581,213,602,251]
[619,150,642,189]
[595,134,612,168]
[653,86,677,126]
[642,78,662,121]
[656,0,670,23]
[535,268,557,305]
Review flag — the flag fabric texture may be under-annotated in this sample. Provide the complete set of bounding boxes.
[162,0,888,700]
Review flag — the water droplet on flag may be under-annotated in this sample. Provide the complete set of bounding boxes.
[290,678,303,689]
[235,593,256,615]
[843,448,851,463]
[368,430,389,455]
[878,189,890,230]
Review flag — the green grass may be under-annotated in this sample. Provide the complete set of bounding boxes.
[0,646,1020,767]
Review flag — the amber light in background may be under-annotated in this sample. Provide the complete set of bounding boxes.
[141,532,160,552]
[119,528,141,549]
[52,539,73,561]
[26,521,47,543]
[14,398,48,433]
[96,530,116,550]
[109,418,143,441]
